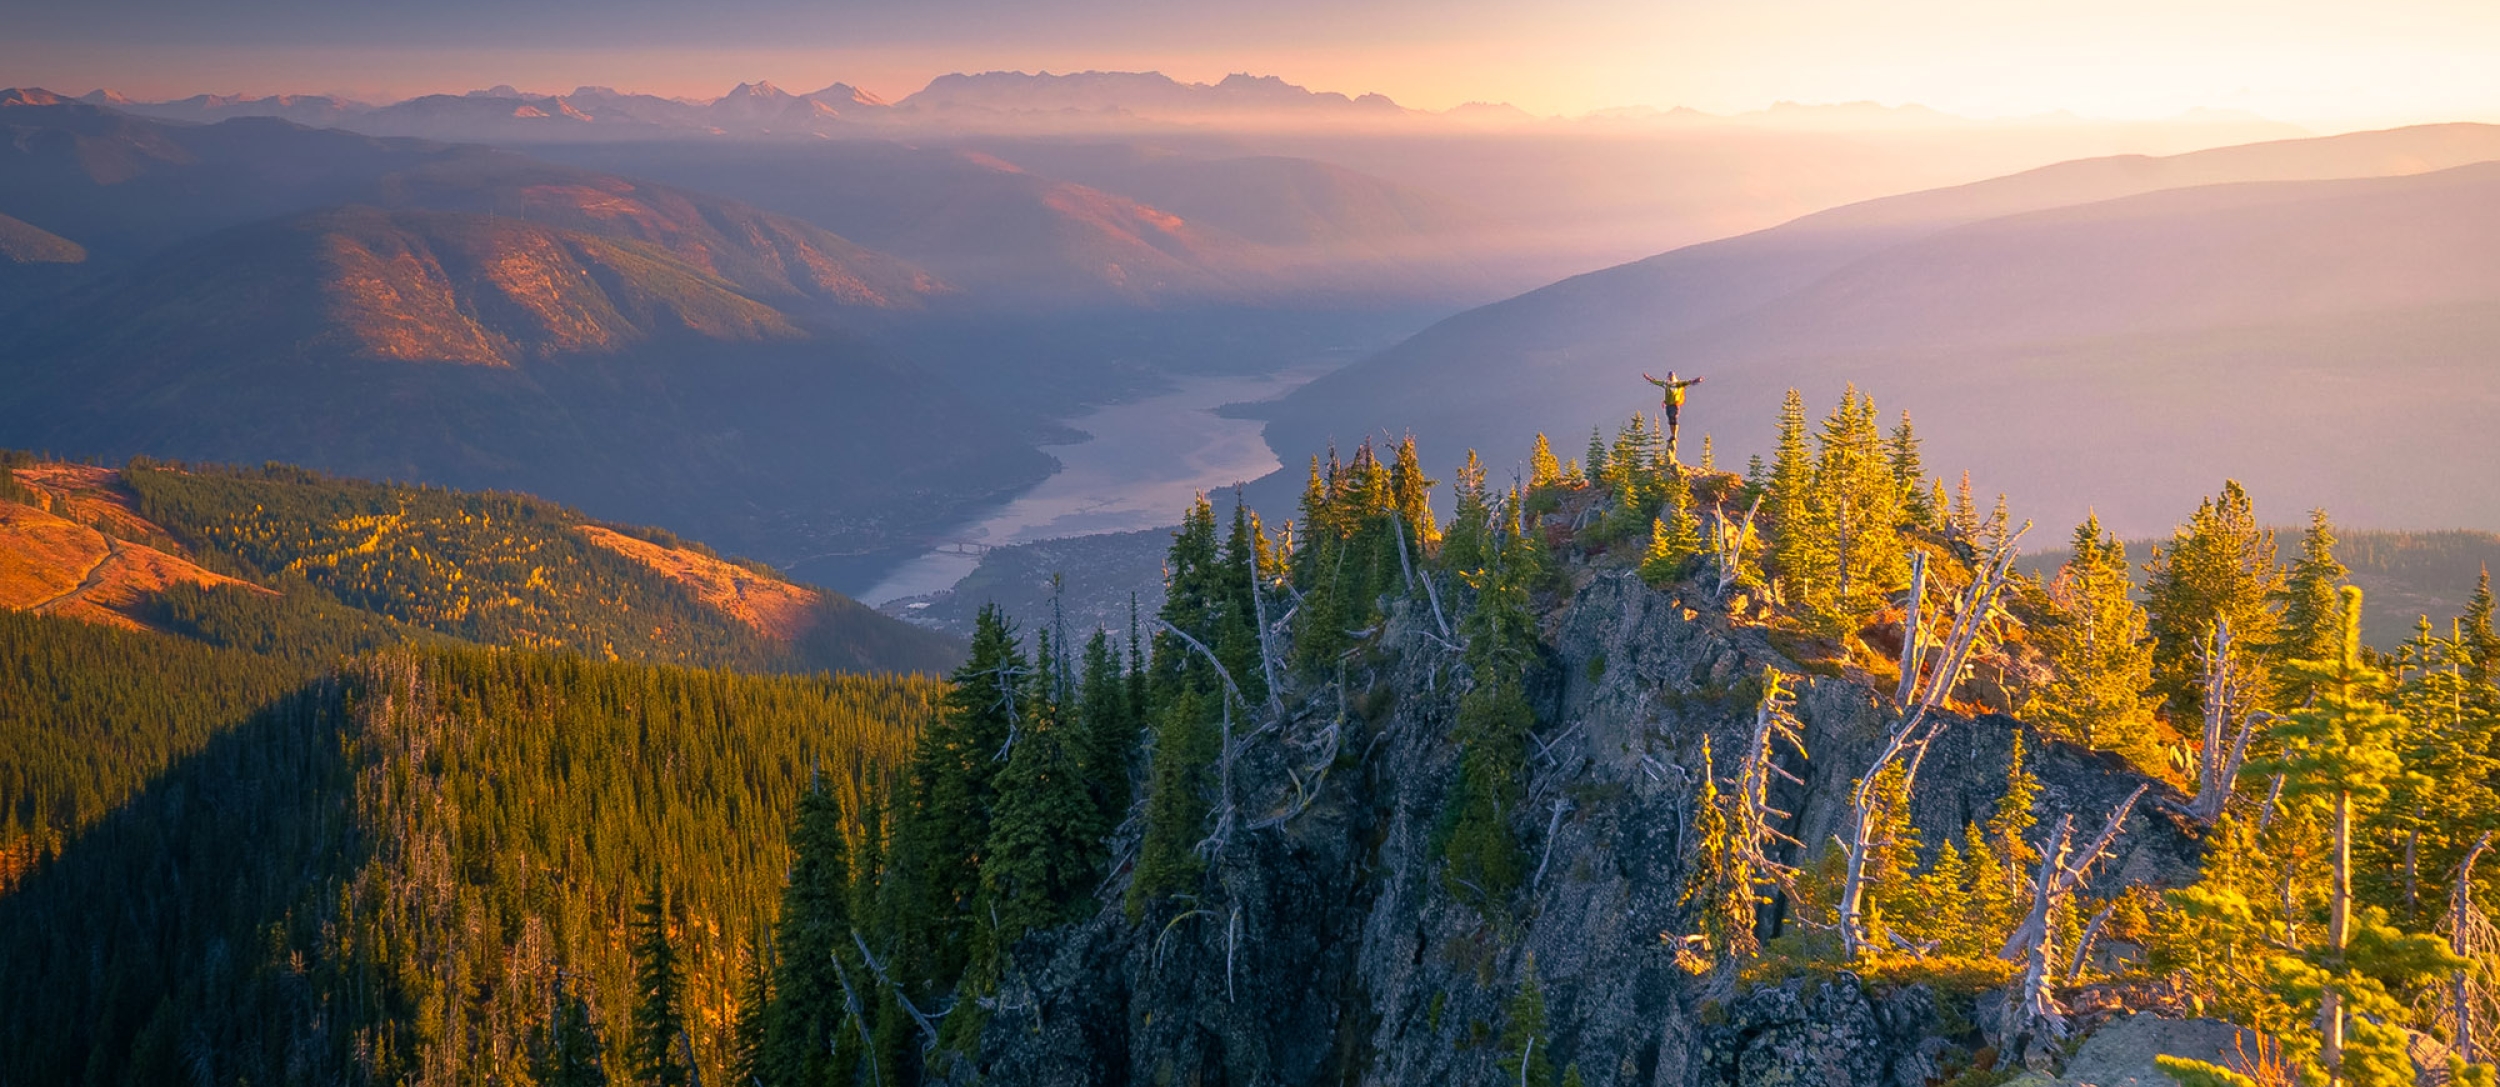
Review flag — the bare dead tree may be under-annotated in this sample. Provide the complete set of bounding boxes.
[2188,616,2270,825]
[1837,523,2031,958]
[2001,784,2146,960]
[1708,495,1764,599]
[1733,667,1809,903]
[2450,833,2499,1065]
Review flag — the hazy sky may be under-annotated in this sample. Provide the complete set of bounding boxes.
[9,0,2496,126]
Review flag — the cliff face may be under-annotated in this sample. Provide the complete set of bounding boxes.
[952,567,2200,1085]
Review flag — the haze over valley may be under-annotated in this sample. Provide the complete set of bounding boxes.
[11,7,2500,1082]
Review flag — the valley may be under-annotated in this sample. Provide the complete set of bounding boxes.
[8,46,2500,1087]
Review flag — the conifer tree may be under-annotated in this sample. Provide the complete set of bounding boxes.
[1889,410,1933,529]
[1499,956,1559,1087]
[1585,427,1609,489]
[1529,433,1562,489]
[730,934,772,1087]
[911,605,1028,982]
[765,782,857,1087]
[2465,570,2500,694]
[1129,688,1214,914]
[1074,629,1137,852]
[1443,450,1494,573]
[1980,737,2042,932]
[2145,482,2283,721]
[982,667,1099,953]
[2275,509,2350,705]
[1765,389,1832,611]
[1811,386,1910,623]
[532,977,609,1087]
[1390,435,1440,551]
[1859,762,1923,948]
[2249,587,2441,1082]
[631,878,691,1087]
[1639,476,1702,589]
[1678,738,1760,974]
[1443,527,1541,911]
[2035,516,2161,771]
[1698,434,1716,474]
[1951,472,1981,544]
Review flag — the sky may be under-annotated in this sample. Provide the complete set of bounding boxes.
[7,0,2497,127]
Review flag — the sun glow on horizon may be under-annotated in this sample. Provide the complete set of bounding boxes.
[5,0,2496,129]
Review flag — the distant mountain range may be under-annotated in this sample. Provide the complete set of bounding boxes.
[1255,122,2500,538]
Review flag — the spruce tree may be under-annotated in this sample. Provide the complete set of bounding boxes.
[1639,475,1702,590]
[730,933,772,1087]
[2274,509,2350,706]
[630,878,690,1087]
[2144,481,2283,721]
[1529,433,1562,489]
[765,782,856,1087]
[2035,516,2161,771]
[982,696,1099,952]
[2248,587,2442,1083]
[2465,569,2500,694]
[911,605,1028,984]
[532,977,609,1087]
[1889,410,1933,529]
[1075,629,1137,853]
[1765,389,1832,612]
[1498,956,1559,1087]
[1443,450,1494,573]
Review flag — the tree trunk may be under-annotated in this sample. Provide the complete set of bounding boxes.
[2324,789,2351,1083]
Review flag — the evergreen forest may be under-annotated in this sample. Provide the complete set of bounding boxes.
[8,386,2500,1087]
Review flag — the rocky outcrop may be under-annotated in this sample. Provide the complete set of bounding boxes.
[956,566,2204,1085]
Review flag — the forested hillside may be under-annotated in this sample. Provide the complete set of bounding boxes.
[0,455,960,674]
[0,642,939,1086]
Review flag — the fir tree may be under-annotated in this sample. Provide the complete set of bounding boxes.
[1765,389,1832,611]
[1389,435,1440,551]
[1889,410,1933,529]
[912,605,1028,982]
[1529,433,1562,489]
[2466,569,2500,694]
[765,782,857,1087]
[1074,629,1138,854]
[2035,516,2161,771]
[1129,687,1215,914]
[982,695,1099,952]
[1679,738,1761,973]
[532,977,609,1087]
[730,933,772,1087]
[2145,481,2283,721]
[1499,956,1559,1087]
[1443,450,1494,573]
[1639,476,1703,589]
[630,878,690,1087]
[1442,528,1542,911]
[1585,426,1609,488]
[2249,587,2441,1083]
[2275,509,2350,705]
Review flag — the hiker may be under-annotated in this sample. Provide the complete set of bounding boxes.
[1644,371,1704,455]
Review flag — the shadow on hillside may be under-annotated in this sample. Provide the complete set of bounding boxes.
[0,677,366,1085]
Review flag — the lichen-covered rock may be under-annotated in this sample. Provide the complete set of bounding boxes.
[951,568,2203,1086]
[2056,1013,2261,1087]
